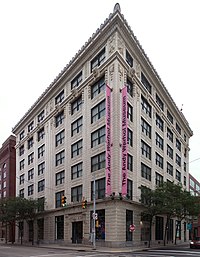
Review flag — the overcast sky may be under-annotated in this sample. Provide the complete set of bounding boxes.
[0,0,199,180]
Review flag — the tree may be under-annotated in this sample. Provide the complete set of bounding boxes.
[139,186,162,247]
[139,181,200,247]
[0,197,45,244]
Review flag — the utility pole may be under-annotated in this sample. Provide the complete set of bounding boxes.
[93,174,96,250]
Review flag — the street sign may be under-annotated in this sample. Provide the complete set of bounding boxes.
[92,212,98,220]
[129,224,135,232]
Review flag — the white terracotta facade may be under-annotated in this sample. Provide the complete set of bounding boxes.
[13,4,193,248]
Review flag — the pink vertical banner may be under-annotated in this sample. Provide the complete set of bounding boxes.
[106,85,112,196]
[121,86,127,195]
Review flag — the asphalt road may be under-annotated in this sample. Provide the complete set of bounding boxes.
[0,244,200,257]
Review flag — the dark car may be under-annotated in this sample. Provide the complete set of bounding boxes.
[190,237,200,248]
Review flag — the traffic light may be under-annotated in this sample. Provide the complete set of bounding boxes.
[61,196,66,207]
[82,199,87,209]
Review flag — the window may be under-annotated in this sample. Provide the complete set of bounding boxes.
[167,145,173,159]
[55,215,64,239]
[127,179,133,200]
[167,128,173,143]
[156,152,163,169]
[56,170,65,185]
[19,174,25,185]
[28,184,34,196]
[91,177,105,200]
[55,150,65,166]
[141,73,152,94]
[155,216,164,240]
[91,76,105,99]
[141,95,151,118]
[71,96,82,115]
[176,138,181,152]
[156,94,164,111]
[28,153,34,165]
[38,110,44,122]
[38,179,45,192]
[184,162,186,172]
[28,121,34,132]
[141,163,151,181]
[19,145,24,156]
[3,181,6,188]
[55,89,64,105]
[184,134,187,142]
[71,71,82,89]
[38,197,45,211]
[176,170,181,182]
[127,129,133,146]
[20,130,25,140]
[141,140,151,160]
[91,100,105,123]
[38,162,45,176]
[167,162,173,176]
[127,78,133,97]
[126,50,133,67]
[176,154,181,167]
[55,110,64,127]
[55,191,64,208]
[127,154,133,171]
[155,172,163,186]
[140,185,151,205]
[71,139,83,158]
[91,126,105,148]
[156,133,163,150]
[141,118,151,139]
[20,159,25,170]
[91,47,105,72]
[71,185,82,202]
[127,103,133,122]
[28,168,34,180]
[19,188,24,198]
[91,152,105,172]
[167,110,173,124]
[38,127,45,141]
[71,116,83,136]
[38,144,45,158]
[176,123,181,135]
[156,114,163,131]
[184,176,186,186]
[55,130,65,147]
[71,162,83,180]
[28,137,34,149]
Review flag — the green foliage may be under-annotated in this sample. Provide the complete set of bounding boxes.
[0,197,45,225]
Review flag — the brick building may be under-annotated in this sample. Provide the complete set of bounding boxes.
[0,135,16,242]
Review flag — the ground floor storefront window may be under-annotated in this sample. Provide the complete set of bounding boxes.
[55,215,64,240]
[91,209,105,240]
[126,210,133,241]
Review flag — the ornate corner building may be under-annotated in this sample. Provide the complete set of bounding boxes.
[12,4,193,248]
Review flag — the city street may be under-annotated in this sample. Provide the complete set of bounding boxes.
[0,244,200,257]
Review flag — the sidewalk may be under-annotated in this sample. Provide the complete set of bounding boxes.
[36,241,190,253]
[6,241,190,253]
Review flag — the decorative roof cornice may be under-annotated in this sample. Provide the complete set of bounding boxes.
[12,3,193,136]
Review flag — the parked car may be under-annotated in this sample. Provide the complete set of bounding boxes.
[190,237,200,248]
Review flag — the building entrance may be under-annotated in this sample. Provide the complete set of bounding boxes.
[72,221,83,244]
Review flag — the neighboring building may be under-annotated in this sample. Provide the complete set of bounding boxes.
[189,173,200,239]
[0,135,16,242]
[12,4,193,247]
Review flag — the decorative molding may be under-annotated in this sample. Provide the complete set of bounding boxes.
[118,64,123,81]
[108,33,116,55]
[109,64,115,81]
